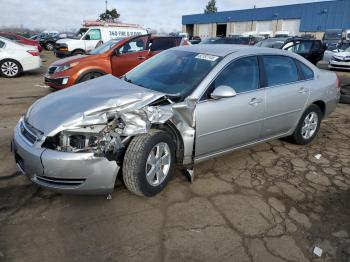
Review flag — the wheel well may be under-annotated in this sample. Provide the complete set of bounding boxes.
[0,58,23,71]
[72,49,85,55]
[312,100,326,118]
[152,122,184,165]
[75,69,106,84]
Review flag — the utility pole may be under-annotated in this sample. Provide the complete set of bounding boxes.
[105,0,108,12]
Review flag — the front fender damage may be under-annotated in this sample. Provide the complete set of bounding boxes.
[44,95,197,182]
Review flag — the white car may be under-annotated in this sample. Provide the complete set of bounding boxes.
[0,36,42,78]
[329,46,350,70]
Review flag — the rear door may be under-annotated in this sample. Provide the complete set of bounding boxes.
[111,35,150,77]
[260,55,309,138]
[282,40,313,62]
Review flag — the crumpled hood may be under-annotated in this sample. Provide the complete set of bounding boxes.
[26,75,166,136]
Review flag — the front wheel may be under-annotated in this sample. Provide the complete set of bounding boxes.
[122,130,175,197]
[77,72,103,84]
[289,104,322,145]
[45,42,54,51]
[0,59,22,78]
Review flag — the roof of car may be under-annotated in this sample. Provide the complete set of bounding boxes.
[174,44,287,57]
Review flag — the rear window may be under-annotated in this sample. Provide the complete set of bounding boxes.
[262,56,299,86]
[297,60,314,80]
[151,38,176,51]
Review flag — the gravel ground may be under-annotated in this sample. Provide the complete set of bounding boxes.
[0,52,350,262]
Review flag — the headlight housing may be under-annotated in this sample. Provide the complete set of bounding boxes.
[55,62,79,73]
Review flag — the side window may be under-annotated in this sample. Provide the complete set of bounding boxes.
[213,56,259,94]
[262,56,299,86]
[86,29,101,40]
[119,36,148,54]
[0,40,4,48]
[312,41,321,51]
[296,60,314,80]
[150,38,176,51]
[284,41,312,53]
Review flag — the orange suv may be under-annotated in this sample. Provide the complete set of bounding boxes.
[45,34,187,89]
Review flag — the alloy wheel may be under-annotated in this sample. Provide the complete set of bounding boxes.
[1,61,19,77]
[145,142,171,186]
[301,112,318,139]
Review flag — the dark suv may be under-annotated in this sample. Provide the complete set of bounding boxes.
[280,38,326,65]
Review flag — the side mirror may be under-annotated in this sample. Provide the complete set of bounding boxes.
[84,35,90,40]
[210,85,237,100]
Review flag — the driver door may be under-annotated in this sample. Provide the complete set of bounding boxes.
[195,56,265,158]
[83,29,102,52]
[111,35,151,77]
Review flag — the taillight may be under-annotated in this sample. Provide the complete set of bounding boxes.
[27,50,39,56]
[336,75,341,89]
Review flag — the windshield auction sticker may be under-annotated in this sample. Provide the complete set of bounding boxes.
[195,54,219,61]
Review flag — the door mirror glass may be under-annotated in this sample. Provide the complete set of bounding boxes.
[84,34,90,40]
[114,48,121,56]
[210,85,237,99]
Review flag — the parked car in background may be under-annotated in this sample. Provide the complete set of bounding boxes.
[275,31,290,38]
[323,41,350,62]
[0,36,41,78]
[54,23,148,57]
[200,36,260,45]
[0,32,43,52]
[329,46,350,70]
[39,33,62,51]
[12,45,339,196]
[45,35,185,89]
[281,38,326,64]
[323,29,343,50]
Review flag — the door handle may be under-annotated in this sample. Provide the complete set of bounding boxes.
[298,87,308,94]
[248,98,263,106]
[137,56,146,60]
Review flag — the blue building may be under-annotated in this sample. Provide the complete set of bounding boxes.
[182,0,350,38]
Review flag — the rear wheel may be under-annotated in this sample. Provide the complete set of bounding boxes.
[122,130,175,197]
[77,72,103,83]
[45,42,54,51]
[0,59,21,78]
[289,104,322,145]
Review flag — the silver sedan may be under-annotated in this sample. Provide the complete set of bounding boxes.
[12,45,340,196]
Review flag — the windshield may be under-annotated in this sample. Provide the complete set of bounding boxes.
[324,32,342,40]
[73,28,89,39]
[89,38,123,55]
[124,50,222,99]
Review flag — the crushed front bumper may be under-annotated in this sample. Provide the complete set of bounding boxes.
[12,121,120,195]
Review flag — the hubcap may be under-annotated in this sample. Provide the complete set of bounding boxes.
[1,61,18,77]
[301,112,318,139]
[145,142,171,186]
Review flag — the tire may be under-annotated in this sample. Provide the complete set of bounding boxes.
[289,104,322,145]
[72,50,85,56]
[77,72,103,83]
[0,59,22,78]
[122,129,175,197]
[340,86,350,104]
[45,42,54,51]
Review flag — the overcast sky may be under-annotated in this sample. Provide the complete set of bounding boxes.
[0,0,329,32]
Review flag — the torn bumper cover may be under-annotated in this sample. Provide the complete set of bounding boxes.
[12,121,120,195]
[12,75,196,194]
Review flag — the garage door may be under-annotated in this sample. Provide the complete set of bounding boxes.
[198,24,209,38]
[233,22,249,34]
[256,21,273,33]
[282,19,301,36]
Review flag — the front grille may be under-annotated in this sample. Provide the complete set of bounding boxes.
[20,121,37,144]
[330,63,350,68]
[48,66,57,74]
[36,175,86,187]
[45,77,63,85]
